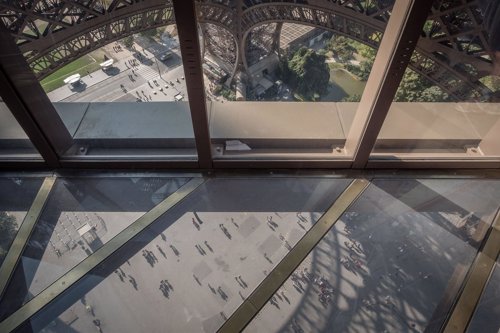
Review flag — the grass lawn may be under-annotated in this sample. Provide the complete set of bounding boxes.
[40,49,111,93]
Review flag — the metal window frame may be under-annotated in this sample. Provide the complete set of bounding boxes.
[348,0,436,168]
[366,159,500,169]
[0,68,56,168]
[0,176,55,298]
[442,208,500,333]
[173,0,213,169]
[0,0,499,170]
[0,25,72,165]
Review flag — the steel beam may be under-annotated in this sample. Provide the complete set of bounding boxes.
[349,0,436,168]
[443,209,500,333]
[0,24,72,162]
[0,176,55,299]
[173,0,213,169]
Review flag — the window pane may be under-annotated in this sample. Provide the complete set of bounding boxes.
[3,3,196,159]
[0,177,44,268]
[245,179,500,333]
[0,98,42,160]
[467,259,500,332]
[197,2,394,160]
[371,1,500,160]
[21,177,350,332]
[0,176,190,320]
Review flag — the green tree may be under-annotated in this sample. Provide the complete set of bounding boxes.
[0,212,18,263]
[220,87,236,101]
[422,20,436,37]
[327,35,355,63]
[333,39,376,81]
[277,55,291,82]
[287,47,330,99]
[345,61,373,81]
[342,94,362,102]
[140,28,159,39]
[122,35,134,48]
[358,44,376,61]
[420,86,449,102]
[395,69,449,102]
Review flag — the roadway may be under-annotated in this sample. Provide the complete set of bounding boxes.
[50,42,188,103]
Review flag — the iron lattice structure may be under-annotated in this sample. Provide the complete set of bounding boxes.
[0,0,497,100]
[0,0,174,78]
[245,22,281,67]
[201,22,237,72]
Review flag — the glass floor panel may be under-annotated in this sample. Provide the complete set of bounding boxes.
[244,179,500,333]
[0,177,44,268]
[22,177,350,333]
[0,176,190,320]
[467,258,500,333]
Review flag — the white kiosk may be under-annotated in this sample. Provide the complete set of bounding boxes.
[63,74,82,88]
[100,59,114,70]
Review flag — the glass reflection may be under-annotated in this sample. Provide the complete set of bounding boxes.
[467,259,500,333]
[53,23,198,159]
[372,0,500,158]
[244,179,500,333]
[24,178,350,333]
[42,26,187,104]
[0,176,189,320]
[0,177,43,267]
[0,99,41,159]
[197,1,395,159]
[2,1,197,158]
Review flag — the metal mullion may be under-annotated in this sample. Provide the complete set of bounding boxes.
[59,159,200,169]
[443,210,500,333]
[172,0,213,169]
[52,170,203,178]
[0,177,206,333]
[0,176,56,298]
[218,178,370,333]
[0,161,49,170]
[0,24,73,161]
[212,159,353,169]
[348,0,435,168]
[0,68,59,167]
[367,159,500,169]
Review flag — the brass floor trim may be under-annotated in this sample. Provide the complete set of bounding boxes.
[218,178,370,333]
[0,176,55,298]
[0,177,206,333]
[443,209,500,333]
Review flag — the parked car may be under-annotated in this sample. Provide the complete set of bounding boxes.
[159,51,173,61]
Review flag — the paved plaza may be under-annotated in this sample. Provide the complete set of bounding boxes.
[244,179,500,333]
[0,178,44,267]
[6,178,347,333]
[3,178,500,333]
[35,211,322,333]
[0,177,189,320]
